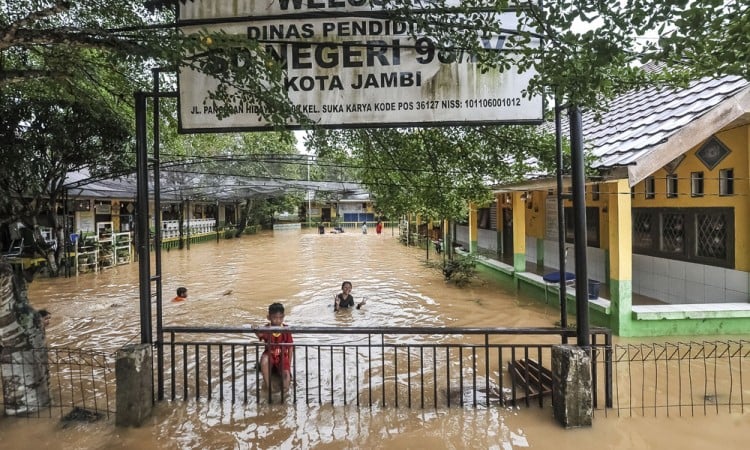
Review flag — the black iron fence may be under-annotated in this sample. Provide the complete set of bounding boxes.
[2,336,745,419]
[595,340,749,417]
[158,326,613,409]
[0,347,114,419]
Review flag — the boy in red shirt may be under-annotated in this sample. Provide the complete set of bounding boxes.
[256,302,294,391]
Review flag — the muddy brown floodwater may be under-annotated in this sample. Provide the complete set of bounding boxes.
[1,229,748,449]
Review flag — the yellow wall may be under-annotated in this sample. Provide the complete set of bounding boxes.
[631,126,750,270]
[524,191,545,238]
[530,126,749,265]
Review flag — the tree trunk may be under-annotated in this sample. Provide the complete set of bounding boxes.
[178,199,185,250]
[0,263,50,415]
[234,198,252,238]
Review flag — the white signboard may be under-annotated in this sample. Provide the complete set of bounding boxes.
[178,2,541,131]
[77,210,95,233]
[544,196,558,241]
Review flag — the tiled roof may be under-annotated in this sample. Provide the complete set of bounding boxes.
[559,75,750,171]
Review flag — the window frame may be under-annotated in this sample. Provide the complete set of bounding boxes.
[632,207,734,268]
[719,168,734,196]
[690,171,704,197]
[666,173,679,198]
[644,176,655,199]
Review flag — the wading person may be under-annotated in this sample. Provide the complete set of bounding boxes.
[172,287,188,302]
[334,281,366,312]
[39,309,51,330]
[256,302,294,392]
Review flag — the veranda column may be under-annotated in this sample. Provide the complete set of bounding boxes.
[512,192,527,272]
[468,202,478,254]
[495,194,503,257]
[608,179,633,335]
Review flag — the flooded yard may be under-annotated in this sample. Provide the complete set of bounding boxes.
[0,229,747,449]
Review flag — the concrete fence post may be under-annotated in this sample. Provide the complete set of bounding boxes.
[115,343,153,427]
[552,345,593,428]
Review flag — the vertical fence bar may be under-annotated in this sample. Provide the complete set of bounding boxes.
[195,345,200,400]
[182,344,188,400]
[407,347,412,408]
[394,346,399,408]
[592,334,598,409]
[606,332,613,408]
[498,346,504,406]
[510,347,517,406]
[485,334,490,408]
[330,345,334,405]
[459,346,464,407]
[343,345,348,405]
[207,345,212,401]
[368,334,373,407]
[472,346,477,407]
[317,345,322,404]
[381,333,385,406]
[420,346,424,409]
[243,345,247,404]
[523,346,530,407]
[219,344,224,402]
[305,346,310,405]
[446,347,451,408]
[170,333,176,400]
[537,346,544,408]
[432,346,437,408]
[255,345,260,404]
[356,344,360,407]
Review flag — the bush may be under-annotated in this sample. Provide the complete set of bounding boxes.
[442,256,477,287]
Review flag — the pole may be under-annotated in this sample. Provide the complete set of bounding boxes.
[307,156,311,229]
[555,96,568,344]
[152,69,165,400]
[135,93,152,345]
[569,105,590,347]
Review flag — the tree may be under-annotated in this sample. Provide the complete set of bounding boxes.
[0,85,132,275]
[308,126,558,221]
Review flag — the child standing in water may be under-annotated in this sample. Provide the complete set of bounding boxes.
[256,302,294,391]
[361,221,368,234]
[334,281,367,311]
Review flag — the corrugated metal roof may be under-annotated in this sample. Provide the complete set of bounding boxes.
[63,169,366,202]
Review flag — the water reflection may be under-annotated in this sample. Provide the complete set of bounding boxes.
[2,229,747,449]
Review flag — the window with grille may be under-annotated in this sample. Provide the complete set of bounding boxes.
[632,207,734,268]
[666,174,678,198]
[661,212,685,255]
[719,168,734,196]
[633,211,654,251]
[564,207,600,248]
[644,177,655,199]
[697,212,728,260]
[691,172,704,197]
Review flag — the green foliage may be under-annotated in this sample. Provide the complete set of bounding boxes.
[308,126,558,221]
[441,255,478,287]
[0,85,131,224]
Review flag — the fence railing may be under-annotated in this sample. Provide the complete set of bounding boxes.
[158,326,612,409]
[2,337,745,419]
[0,347,115,419]
[595,340,749,417]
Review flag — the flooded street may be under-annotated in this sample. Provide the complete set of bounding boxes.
[1,230,748,449]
